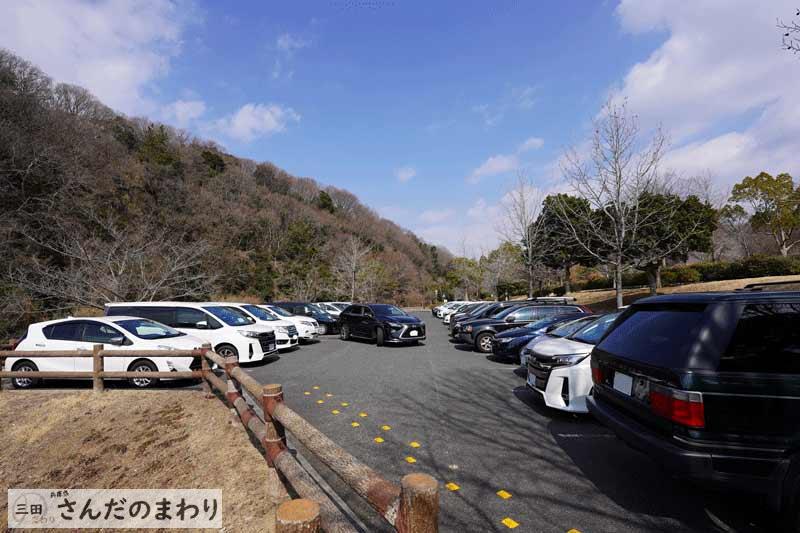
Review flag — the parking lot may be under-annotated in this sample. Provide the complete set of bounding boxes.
[244,312,776,533]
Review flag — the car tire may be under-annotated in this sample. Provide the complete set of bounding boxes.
[11,360,40,389]
[215,344,238,359]
[128,359,159,389]
[341,325,350,341]
[475,332,494,353]
[376,327,385,346]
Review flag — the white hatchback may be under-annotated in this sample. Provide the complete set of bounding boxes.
[8,316,205,389]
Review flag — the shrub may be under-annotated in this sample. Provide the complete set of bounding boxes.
[661,266,701,285]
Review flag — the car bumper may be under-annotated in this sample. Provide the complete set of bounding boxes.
[456,332,474,344]
[526,360,592,413]
[277,335,299,350]
[587,394,789,509]
[490,340,523,360]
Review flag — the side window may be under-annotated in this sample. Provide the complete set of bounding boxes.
[125,307,175,327]
[720,303,800,373]
[83,322,124,343]
[175,308,210,329]
[43,321,84,341]
[513,307,538,321]
[362,306,373,317]
[344,306,361,316]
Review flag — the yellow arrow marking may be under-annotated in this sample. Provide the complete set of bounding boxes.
[303,391,311,395]
[331,410,340,415]
[501,517,519,529]
[358,412,368,418]
[405,456,417,464]
[566,530,582,533]
[325,393,333,397]
[351,422,360,427]
[374,437,385,443]
[409,441,421,448]
[312,386,320,390]
[445,482,460,491]
[381,425,392,431]
[316,400,325,404]
[340,402,349,407]
[497,490,512,500]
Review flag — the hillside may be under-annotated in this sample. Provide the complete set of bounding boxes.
[0,50,450,337]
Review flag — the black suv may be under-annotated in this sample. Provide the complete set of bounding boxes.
[338,304,425,346]
[271,301,339,334]
[587,289,800,525]
[450,301,518,338]
[458,302,591,353]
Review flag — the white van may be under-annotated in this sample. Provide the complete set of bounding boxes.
[8,316,205,389]
[104,302,278,362]
[259,304,320,342]
[227,303,299,351]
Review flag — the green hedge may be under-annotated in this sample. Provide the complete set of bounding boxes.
[557,255,800,293]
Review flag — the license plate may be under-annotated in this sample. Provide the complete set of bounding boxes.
[613,372,633,396]
[409,330,418,337]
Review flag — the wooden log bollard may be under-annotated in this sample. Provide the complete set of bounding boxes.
[200,343,213,399]
[396,473,439,533]
[92,344,104,392]
[262,383,287,466]
[276,499,321,533]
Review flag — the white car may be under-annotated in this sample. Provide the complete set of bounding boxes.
[105,302,279,362]
[229,303,299,351]
[526,312,620,413]
[260,304,320,342]
[315,302,345,317]
[438,301,468,321]
[519,315,599,368]
[8,316,205,389]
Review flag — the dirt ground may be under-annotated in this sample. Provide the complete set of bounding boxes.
[0,389,288,532]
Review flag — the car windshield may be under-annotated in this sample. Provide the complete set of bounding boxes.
[571,312,620,344]
[242,304,278,321]
[115,319,185,340]
[267,305,294,317]
[371,304,407,316]
[494,305,526,319]
[203,306,256,326]
[551,316,597,338]
[525,315,570,330]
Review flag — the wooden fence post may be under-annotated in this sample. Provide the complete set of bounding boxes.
[200,343,213,399]
[224,355,239,403]
[276,499,321,533]
[396,473,439,533]
[261,383,287,466]
[92,344,104,393]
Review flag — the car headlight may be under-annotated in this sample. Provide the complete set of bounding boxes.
[301,321,315,327]
[276,326,289,334]
[465,325,473,333]
[238,330,262,338]
[387,322,404,329]
[553,354,588,365]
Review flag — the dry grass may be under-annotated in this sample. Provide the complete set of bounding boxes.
[0,390,288,532]
[570,274,800,312]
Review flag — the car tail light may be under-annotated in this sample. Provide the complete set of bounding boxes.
[649,385,704,428]
[591,365,603,384]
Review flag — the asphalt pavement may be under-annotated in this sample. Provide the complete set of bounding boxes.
[242,313,774,533]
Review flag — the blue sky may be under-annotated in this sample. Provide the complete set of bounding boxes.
[2,0,799,255]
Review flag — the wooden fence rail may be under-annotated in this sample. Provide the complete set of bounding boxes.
[0,342,439,532]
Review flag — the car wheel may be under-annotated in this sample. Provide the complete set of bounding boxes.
[340,325,350,341]
[376,327,385,346]
[11,360,39,389]
[475,332,494,353]
[128,359,159,389]
[215,344,238,359]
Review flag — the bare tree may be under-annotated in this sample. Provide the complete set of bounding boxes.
[779,10,800,54]
[558,99,667,308]
[10,215,216,309]
[333,235,372,301]
[498,172,547,298]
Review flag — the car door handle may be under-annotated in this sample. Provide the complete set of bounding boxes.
[35,343,45,347]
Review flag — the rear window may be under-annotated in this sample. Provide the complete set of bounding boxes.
[719,303,800,373]
[597,305,706,368]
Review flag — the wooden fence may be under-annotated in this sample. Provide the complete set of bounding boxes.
[0,344,439,533]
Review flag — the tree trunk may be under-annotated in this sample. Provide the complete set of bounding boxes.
[645,265,659,296]
[351,270,356,301]
[528,264,534,298]
[563,262,572,294]
[615,259,624,309]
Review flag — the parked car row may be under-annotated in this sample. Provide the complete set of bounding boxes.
[442,283,800,528]
[7,300,335,390]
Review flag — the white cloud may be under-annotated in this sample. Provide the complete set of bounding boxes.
[395,166,417,183]
[610,0,800,185]
[473,85,539,126]
[162,98,206,128]
[212,103,300,143]
[276,33,310,52]
[467,154,519,184]
[419,208,455,224]
[0,0,193,115]
[518,137,544,152]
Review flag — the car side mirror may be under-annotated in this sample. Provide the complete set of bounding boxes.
[109,335,126,346]
[195,320,208,329]
[506,316,516,323]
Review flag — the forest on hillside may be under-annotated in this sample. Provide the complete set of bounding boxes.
[0,50,451,337]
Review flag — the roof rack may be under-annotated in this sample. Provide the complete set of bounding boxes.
[525,296,578,304]
[736,280,800,292]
